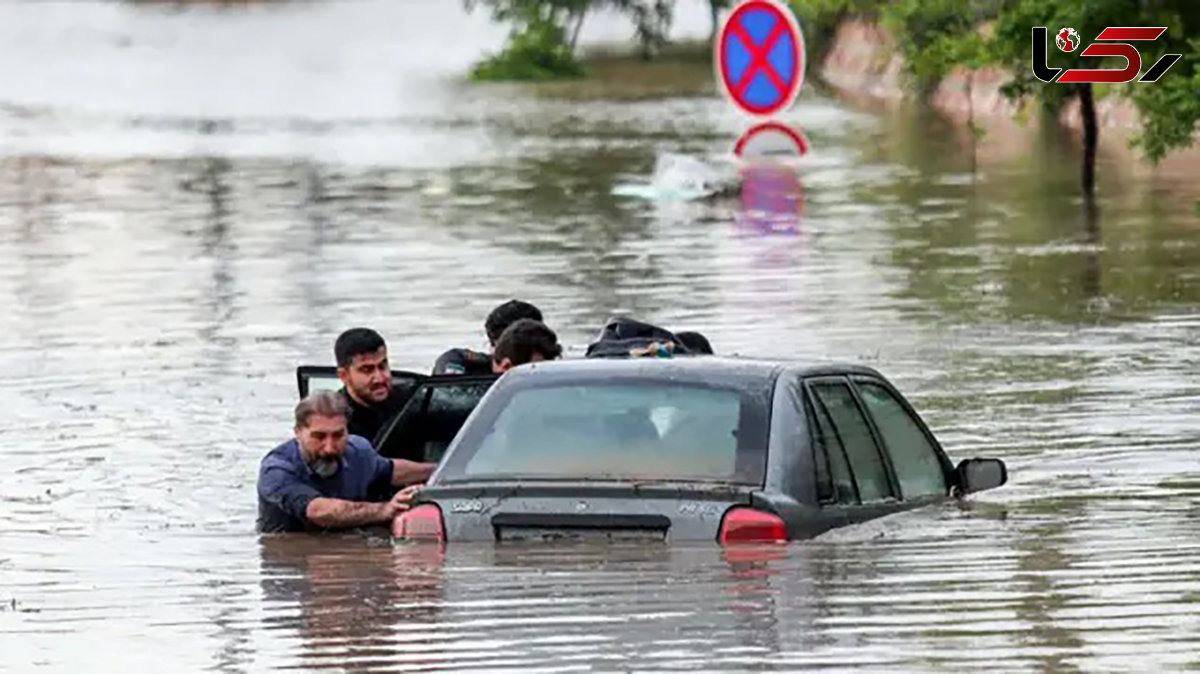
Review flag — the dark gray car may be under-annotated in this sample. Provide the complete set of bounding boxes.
[391,356,1007,545]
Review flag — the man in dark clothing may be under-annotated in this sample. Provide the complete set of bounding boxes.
[433,299,544,375]
[335,327,414,446]
[257,390,434,533]
[491,318,563,372]
[431,347,492,376]
[585,316,691,359]
[675,331,713,355]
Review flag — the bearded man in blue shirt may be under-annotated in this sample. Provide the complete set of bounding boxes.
[257,390,435,533]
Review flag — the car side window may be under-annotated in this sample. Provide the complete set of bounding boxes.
[804,391,858,504]
[855,380,948,499]
[810,382,895,503]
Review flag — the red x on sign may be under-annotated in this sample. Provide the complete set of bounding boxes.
[729,19,789,99]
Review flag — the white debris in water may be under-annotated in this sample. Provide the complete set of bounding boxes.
[612,151,741,202]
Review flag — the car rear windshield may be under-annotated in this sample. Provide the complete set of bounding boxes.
[436,381,769,485]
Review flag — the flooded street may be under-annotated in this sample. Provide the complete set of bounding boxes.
[2,0,1199,670]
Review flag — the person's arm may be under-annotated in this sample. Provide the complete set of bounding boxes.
[367,451,435,490]
[304,497,392,528]
[307,485,422,529]
[261,462,416,531]
[391,459,435,487]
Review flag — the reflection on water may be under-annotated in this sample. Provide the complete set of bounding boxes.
[260,536,447,670]
[736,160,804,235]
[859,104,1200,324]
[2,0,1199,670]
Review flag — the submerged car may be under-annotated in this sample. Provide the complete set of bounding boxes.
[386,356,1007,545]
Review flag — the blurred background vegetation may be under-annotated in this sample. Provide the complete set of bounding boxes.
[463,0,1198,204]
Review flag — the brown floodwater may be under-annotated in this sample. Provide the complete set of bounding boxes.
[2,1,1199,671]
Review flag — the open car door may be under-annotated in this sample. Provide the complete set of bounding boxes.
[294,365,498,464]
[373,374,499,464]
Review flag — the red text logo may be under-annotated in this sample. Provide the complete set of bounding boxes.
[1032,26,1181,84]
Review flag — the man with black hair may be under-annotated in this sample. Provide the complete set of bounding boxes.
[491,318,562,373]
[432,299,544,375]
[335,327,412,446]
[675,331,713,355]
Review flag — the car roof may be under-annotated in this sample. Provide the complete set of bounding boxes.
[496,355,889,385]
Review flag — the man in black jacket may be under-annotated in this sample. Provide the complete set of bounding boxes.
[432,299,544,375]
[335,327,415,446]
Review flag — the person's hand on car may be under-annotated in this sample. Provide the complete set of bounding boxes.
[384,484,422,519]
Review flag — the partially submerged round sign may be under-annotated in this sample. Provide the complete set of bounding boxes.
[733,120,809,159]
[715,0,806,117]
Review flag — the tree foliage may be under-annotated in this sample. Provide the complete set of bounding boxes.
[464,0,588,80]
[463,0,677,80]
[874,0,993,93]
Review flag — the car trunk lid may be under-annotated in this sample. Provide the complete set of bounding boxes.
[419,482,757,543]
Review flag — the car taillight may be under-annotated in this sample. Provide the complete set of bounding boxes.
[393,504,444,543]
[718,507,787,544]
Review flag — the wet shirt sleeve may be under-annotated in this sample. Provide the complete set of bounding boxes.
[371,453,395,491]
[258,464,322,525]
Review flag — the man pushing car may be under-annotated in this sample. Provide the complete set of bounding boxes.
[256,390,435,533]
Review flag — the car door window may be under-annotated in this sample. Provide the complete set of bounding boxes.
[855,380,947,499]
[810,382,895,503]
[375,377,496,462]
[805,391,858,504]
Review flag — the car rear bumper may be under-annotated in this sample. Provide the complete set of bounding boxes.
[408,481,760,543]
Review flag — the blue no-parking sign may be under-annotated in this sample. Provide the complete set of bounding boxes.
[715,0,806,117]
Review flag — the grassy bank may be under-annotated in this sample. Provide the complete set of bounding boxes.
[474,38,719,101]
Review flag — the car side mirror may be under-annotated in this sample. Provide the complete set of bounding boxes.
[955,458,1007,494]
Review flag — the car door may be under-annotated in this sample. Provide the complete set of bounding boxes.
[802,376,903,524]
[849,376,951,502]
[373,375,499,463]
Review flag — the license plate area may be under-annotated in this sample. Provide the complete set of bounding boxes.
[495,527,667,542]
[491,513,670,543]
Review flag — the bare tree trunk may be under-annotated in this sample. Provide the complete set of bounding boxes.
[967,69,977,176]
[1079,82,1097,206]
[710,0,719,44]
[568,8,587,54]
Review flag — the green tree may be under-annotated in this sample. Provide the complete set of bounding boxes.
[463,0,677,80]
[464,0,589,80]
[988,1,1198,205]
[786,0,889,71]
[904,0,1199,204]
